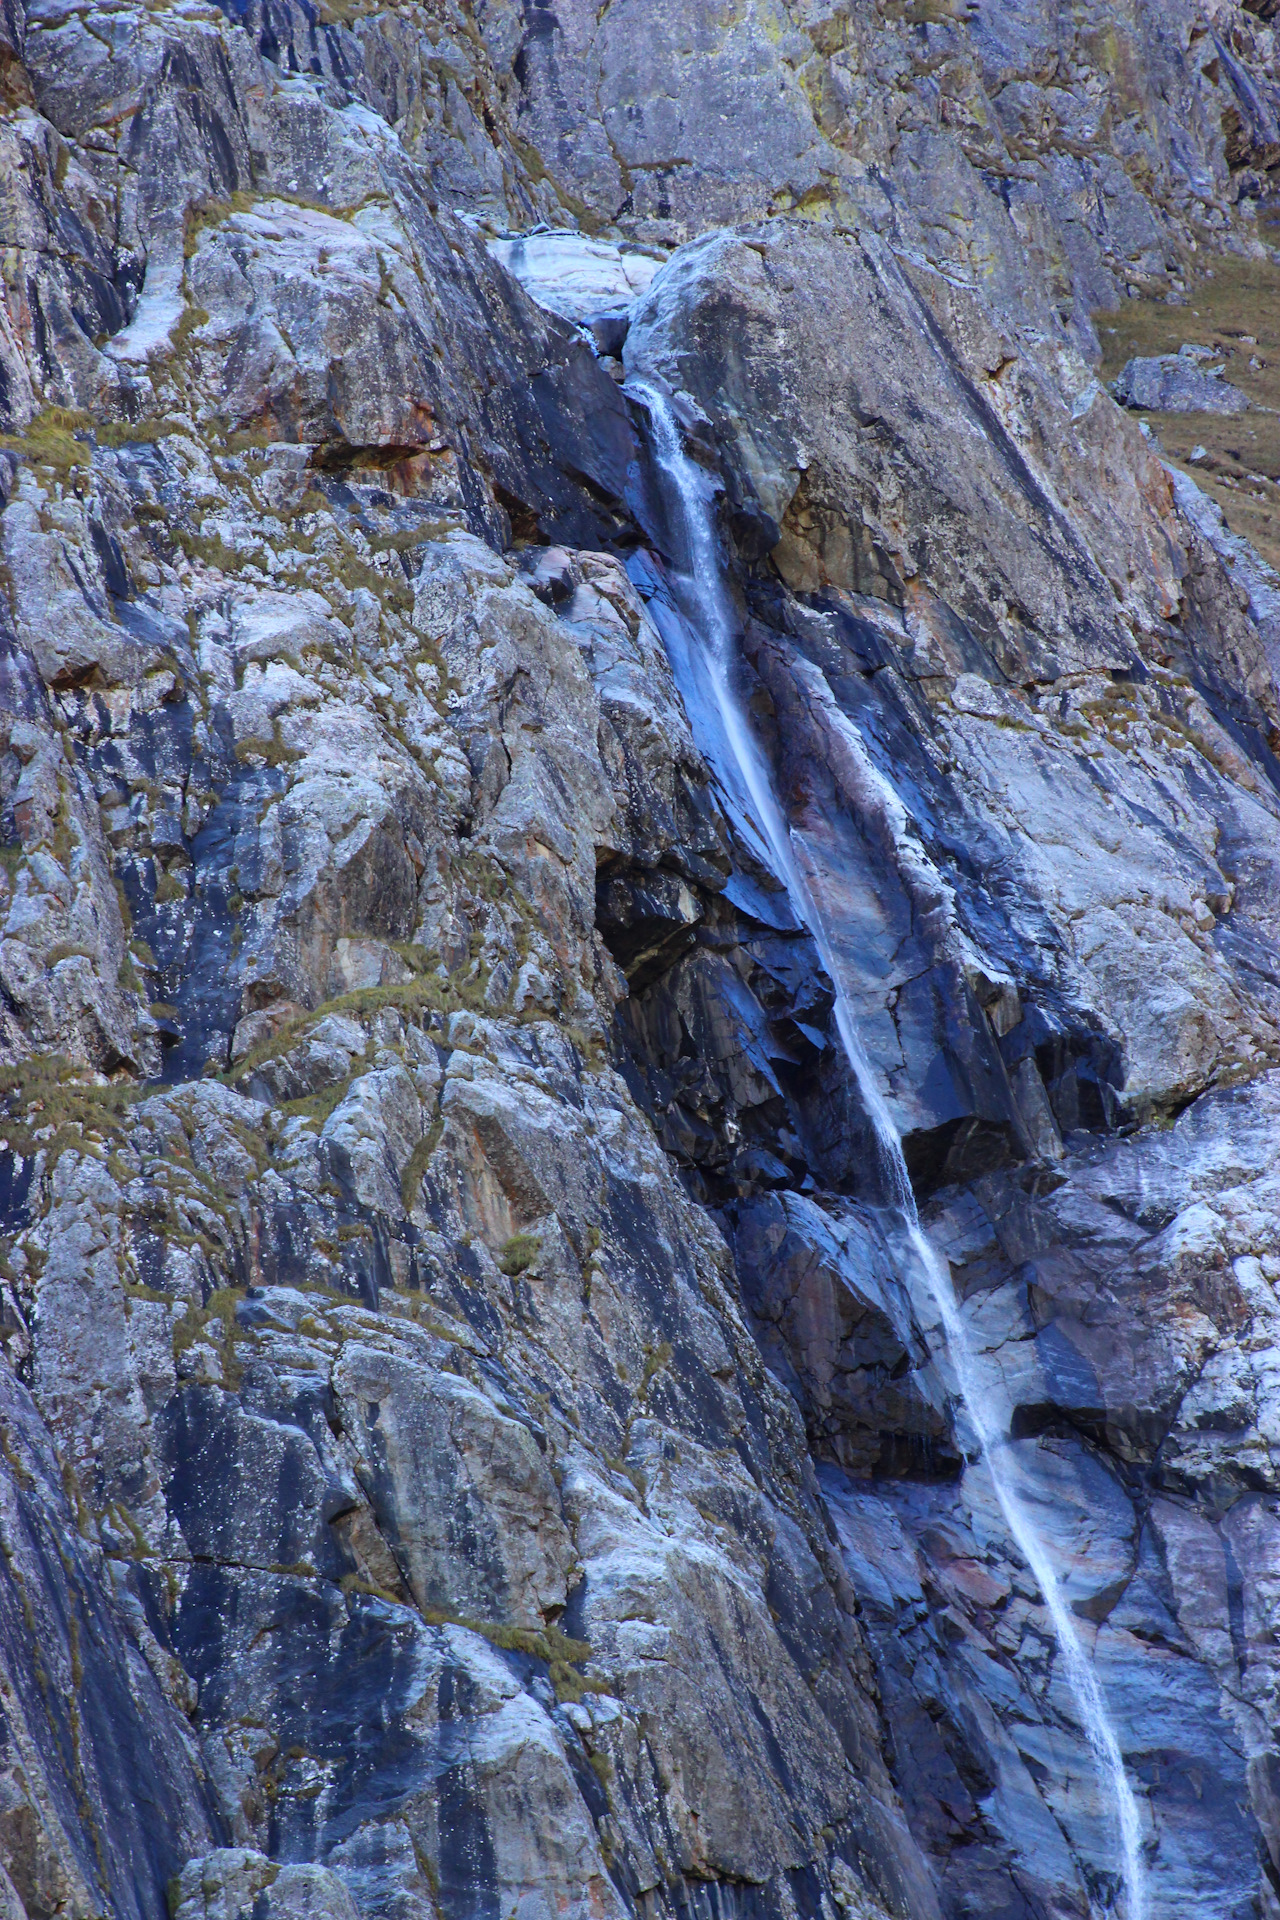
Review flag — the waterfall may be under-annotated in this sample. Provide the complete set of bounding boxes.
[628,378,1148,1920]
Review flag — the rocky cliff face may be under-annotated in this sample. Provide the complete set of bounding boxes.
[2,3,1280,1919]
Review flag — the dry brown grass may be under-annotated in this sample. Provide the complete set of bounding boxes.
[1095,239,1280,570]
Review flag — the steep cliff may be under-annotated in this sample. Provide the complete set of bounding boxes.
[1,4,1280,1919]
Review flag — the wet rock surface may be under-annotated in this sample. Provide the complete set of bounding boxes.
[1,3,1280,1920]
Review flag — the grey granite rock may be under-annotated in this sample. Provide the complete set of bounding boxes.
[1112,351,1252,413]
[0,1364,220,1920]
[1,0,1280,1918]
[173,1851,361,1920]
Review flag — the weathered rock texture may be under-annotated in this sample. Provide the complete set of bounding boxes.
[1112,347,1252,412]
[1,3,1280,1920]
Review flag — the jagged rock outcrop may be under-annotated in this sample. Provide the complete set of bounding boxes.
[2,2,1280,1920]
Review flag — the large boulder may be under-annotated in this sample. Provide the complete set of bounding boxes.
[1113,350,1251,414]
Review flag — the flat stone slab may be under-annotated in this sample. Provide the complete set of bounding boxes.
[487,229,661,324]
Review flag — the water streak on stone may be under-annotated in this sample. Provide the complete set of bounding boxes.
[631,377,1149,1920]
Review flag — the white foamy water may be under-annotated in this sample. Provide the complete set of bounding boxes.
[630,378,1147,1920]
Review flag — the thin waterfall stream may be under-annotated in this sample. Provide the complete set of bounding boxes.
[629,378,1148,1920]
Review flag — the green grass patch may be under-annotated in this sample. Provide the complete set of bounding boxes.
[0,1055,144,1162]
[421,1611,595,1701]
[497,1231,541,1277]
[278,1075,357,1132]
[401,1115,444,1211]
[0,406,93,478]
[172,1285,246,1386]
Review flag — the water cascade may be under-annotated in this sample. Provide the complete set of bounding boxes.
[629,378,1148,1920]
